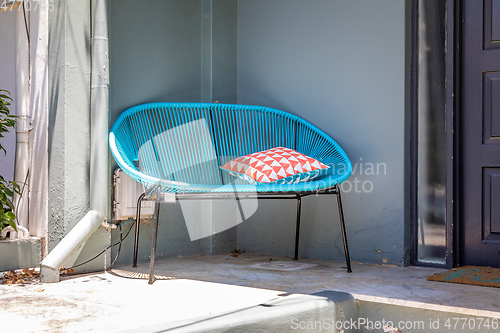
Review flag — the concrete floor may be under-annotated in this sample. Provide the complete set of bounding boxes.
[1,253,500,332]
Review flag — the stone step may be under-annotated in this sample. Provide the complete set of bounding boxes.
[0,237,41,271]
[124,290,359,333]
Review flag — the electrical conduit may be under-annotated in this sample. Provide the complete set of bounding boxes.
[40,211,105,282]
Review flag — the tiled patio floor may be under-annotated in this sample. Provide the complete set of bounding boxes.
[1,253,499,332]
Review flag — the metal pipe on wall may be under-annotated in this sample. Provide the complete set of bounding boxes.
[28,0,49,244]
[13,7,30,232]
[90,0,109,216]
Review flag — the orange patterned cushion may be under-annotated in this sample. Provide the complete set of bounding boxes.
[220,147,330,184]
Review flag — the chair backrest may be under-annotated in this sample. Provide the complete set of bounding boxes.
[110,103,350,188]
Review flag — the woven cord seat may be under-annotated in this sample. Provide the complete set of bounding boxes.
[109,103,353,283]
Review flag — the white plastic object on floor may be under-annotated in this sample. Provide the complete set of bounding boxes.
[40,210,106,283]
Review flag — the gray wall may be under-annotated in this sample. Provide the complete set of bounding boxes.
[210,0,238,103]
[48,0,92,248]
[108,0,409,266]
[108,0,237,120]
[109,0,202,118]
[236,0,408,265]
[108,0,238,265]
[0,11,17,182]
[48,0,110,272]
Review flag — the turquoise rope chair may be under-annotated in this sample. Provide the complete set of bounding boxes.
[110,103,353,283]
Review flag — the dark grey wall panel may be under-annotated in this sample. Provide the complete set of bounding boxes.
[483,72,500,142]
[483,168,500,237]
[485,0,500,49]
[493,0,500,41]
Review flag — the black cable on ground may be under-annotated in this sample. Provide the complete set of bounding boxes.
[66,218,135,271]
[15,169,29,226]
[109,221,123,269]
[66,191,148,271]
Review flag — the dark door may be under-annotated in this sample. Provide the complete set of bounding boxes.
[461,0,500,266]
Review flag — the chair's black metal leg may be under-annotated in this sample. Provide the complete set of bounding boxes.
[149,190,161,284]
[133,193,145,268]
[336,185,352,273]
[294,196,302,260]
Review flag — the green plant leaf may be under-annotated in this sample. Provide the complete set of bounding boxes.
[5,199,14,211]
[6,217,18,232]
[4,188,13,198]
[12,182,21,195]
[0,88,18,231]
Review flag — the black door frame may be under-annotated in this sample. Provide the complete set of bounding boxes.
[449,0,461,268]
[409,0,460,268]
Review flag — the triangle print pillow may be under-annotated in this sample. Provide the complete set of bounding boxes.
[220,147,331,184]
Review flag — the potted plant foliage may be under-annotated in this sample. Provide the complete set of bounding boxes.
[0,90,21,235]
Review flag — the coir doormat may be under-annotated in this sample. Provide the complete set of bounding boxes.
[427,266,500,288]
